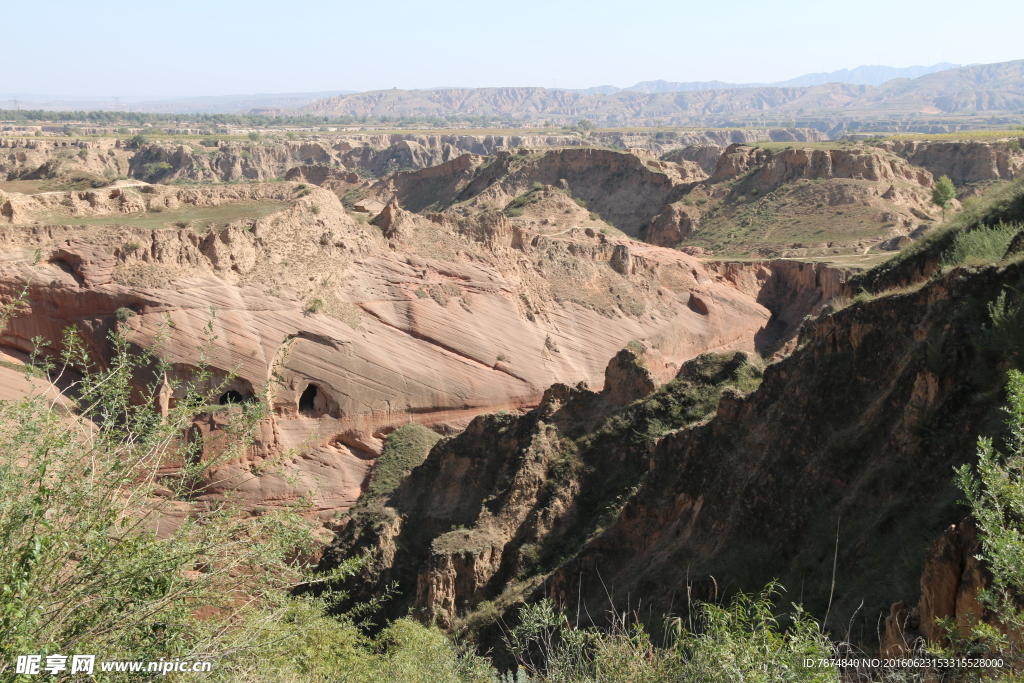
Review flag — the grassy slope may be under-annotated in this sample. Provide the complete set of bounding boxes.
[359,424,442,508]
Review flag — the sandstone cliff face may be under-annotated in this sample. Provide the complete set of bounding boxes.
[0,177,815,518]
[1,137,133,182]
[0,130,823,190]
[373,147,687,238]
[321,255,1023,641]
[882,139,1024,184]
[709,143,933,191]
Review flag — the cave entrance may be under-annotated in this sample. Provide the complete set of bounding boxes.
[299,384,318,414]
[219,389,245,405]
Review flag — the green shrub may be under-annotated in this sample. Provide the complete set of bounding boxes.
[955,368,1024,671]
[0,317,322,671]
[113,306,135,322]
[141,161,173,180]
[940,222,1019,267]
[505,586,834,683]
[626,339,646,356]
[0,300,500,682]
[984,289,1024,368]
[360,425,442,506]
[306,297,324,313]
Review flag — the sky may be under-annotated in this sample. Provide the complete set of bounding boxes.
[3,0,1023,98]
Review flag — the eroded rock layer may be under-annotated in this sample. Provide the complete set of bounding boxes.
[0,180,842,518]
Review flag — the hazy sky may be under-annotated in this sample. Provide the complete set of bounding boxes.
[4,0,1022,97]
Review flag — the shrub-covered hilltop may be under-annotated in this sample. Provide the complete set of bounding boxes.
[4,181,1024,681]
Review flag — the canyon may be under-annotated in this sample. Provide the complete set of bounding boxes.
[2,125,1024,663]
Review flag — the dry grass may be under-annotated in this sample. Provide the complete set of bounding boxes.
[39,200,290,231]
[888,130,1024,142]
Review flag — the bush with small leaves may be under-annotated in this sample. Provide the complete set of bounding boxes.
[114,306,135,322]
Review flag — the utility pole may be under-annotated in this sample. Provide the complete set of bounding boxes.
[10,96,20,111]
[113,96,120,110]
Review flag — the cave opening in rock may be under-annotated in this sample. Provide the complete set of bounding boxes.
[299,384,318,413]
[219,389,245,405]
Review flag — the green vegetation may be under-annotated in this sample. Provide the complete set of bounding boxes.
[888,130,1024,142]
[506,586,835,683]
[359,425,442,507]
[142,161,173,181]
[564,119,597,133]
[0,301,497,682]
[504,187,547,217]
[940,222,1018,267]
[607,351,763,441]
[985,290,1024,368]
[854,177,1024,293]
[113,306,135,322]
[306,297,324,313]
[932,175,957,220]
[953,369,1024,672]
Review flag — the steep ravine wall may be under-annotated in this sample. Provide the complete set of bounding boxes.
[320,257,1018,648]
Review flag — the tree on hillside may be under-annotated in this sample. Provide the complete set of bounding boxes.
[932,175,956,220]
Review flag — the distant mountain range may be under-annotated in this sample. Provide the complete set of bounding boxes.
[566,63,962,95]
[0,91,358,114]
[3,61,1019,122]
[297,60,1024,124]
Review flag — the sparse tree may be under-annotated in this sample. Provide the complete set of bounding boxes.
[932,174,956,221]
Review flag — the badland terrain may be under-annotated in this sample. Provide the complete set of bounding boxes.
[3,98,1024,678]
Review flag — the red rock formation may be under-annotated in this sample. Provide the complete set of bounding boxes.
[2,180,838,519]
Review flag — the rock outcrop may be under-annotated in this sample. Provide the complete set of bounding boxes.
[1,179,841,518]
[880,517,994,654]
[882,139,1024,184]
[645,201,699,247]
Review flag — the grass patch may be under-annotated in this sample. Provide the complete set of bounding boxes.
[38,200,290,231]
[941,222,1019,267]
[360,425,442,506]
